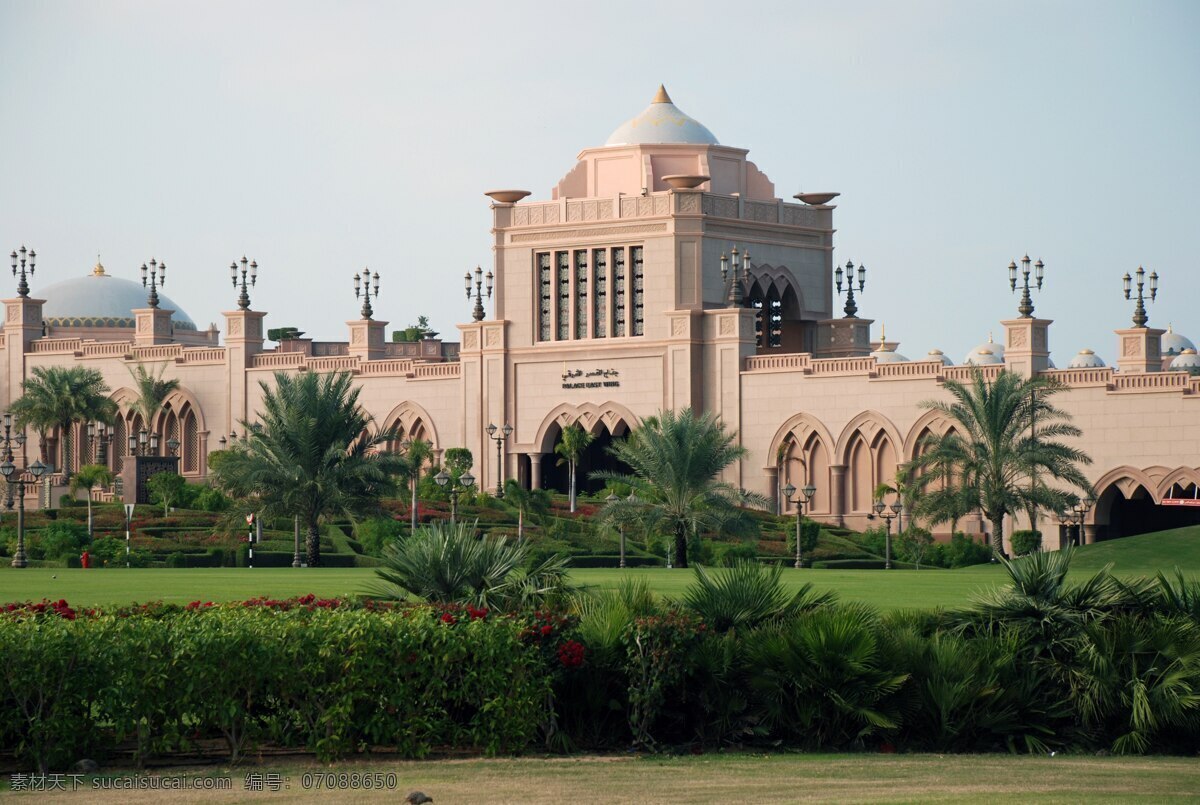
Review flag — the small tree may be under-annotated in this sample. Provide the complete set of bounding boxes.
[555,424,594,513]
[69,464,114,538]
[146,472,186,516]
[501,478,551,539]
[403,439,433,534]
[899,526,935,570]
[443,447,473,479]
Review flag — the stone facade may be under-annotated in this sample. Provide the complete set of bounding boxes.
[3,89,1197,552]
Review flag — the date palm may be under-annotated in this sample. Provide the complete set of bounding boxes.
[210,371,405,566]
[127,362,180,431]
[555,424,593,512]
[403,438,432,534]
[593,407,764,569]
[501,478,551,539]
[10,366,117,475]
[69,463,115,538]
[909,369,1092,560]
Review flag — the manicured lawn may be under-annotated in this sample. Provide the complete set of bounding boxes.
[0,527,1195,610]
[6,754,1199,803]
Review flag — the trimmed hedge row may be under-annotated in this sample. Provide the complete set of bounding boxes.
[0,604,550,771]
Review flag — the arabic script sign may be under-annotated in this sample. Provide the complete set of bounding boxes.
[562,367,621,390]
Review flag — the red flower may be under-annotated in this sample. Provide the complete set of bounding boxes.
[440,613,457,625]
[557,640,585,669]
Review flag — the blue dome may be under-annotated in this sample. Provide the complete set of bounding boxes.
[34,265,196,330]
[605,86,719,146]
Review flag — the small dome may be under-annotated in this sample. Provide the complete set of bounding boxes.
[871,346,910,363]
[1170,348,1200,375]
[926,349,954,366]
[1068,348,1106,369]
[605,85,719,146]
[966,348,1002,366]
[964,332,1005,365]
[34,264,197,330]
[1162,324,1195,356]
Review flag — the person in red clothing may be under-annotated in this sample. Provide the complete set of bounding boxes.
[80,550,90,569]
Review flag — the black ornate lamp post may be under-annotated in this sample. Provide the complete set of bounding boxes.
[485,422,513,497]
[354,268,381,319]
[231,256,258,310]
[1008,255,1045,318]
[835,260,866,317]
[1,456,48,568]
[434,468,474,525]
[10,246,36,298]
[871,498,902,569]
[1,413,27,510]
[140,259,166,307]
[1122,266,1159,328]
[464,266,494,322]
[166,436,180,457]
[719,246,751,306]
[1072,495,1096,546]
[782,482,817,568]
[86,421,112,465]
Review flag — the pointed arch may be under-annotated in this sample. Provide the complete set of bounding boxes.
[767,412,837,471]
[1092,465,1161,505]
[834,410,905,467]
[534,401,641,455]
[379,400,441,451]
[1158,467,1200,501]
[904,409,962,462]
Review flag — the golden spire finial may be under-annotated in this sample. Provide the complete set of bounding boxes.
[92,254,106,276]
[1168,322,1173,333]
[652,84,672,104]
[880,322,886,341]
[987,331,994,343]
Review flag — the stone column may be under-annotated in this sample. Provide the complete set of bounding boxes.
[3,296,44,450]
[528,454,543,490]
[764,466,779,515]
[1083,524,1099,545]
[816,318,874,358]
[1002,317,1052,377]
[132,307,174,346]
[223,309,266,439]
[347,318,388,361]
[1115,327,1165,374]
[829,464,847,527]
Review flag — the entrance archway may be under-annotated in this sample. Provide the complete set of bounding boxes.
[1095,478,1200,540]
[541,421,632,496]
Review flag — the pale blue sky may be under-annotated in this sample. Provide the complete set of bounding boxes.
[1,1,1196,362]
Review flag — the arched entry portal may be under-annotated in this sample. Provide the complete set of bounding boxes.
[541,422,632,496]
[1093,471,1200,540]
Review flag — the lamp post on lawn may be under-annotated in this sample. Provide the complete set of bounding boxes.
[293,515,301,568]
[1075,495,1095,547]
[485,423,513,498]
[1,457,47,567]
[434,468,474,525]
[1,413,27,510]
[782,482,817,569]
[872,498,902,570]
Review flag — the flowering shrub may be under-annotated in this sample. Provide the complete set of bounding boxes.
[557,639,586,669]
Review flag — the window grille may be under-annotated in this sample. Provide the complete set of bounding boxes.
[632,246,645,336]
[613,247,627,337]
[556,252,570,341]
[575,250,588,339]
[593,249,607,338]
[537,253,551,342]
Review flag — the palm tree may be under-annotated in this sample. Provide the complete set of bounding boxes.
[127,362,180,436]
[403,438,432,534]
[501,478,551,539]
[909,369,1093,560]
[371,519,573,610]
[874,465,921,534]
[592,407,764,569]
[10,366,117,475]
[555,424,593,512]
[69,463,115,538]
[209,370,405,566]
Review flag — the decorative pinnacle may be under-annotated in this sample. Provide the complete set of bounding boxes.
[10,246,35,298]
[652,84,672,104]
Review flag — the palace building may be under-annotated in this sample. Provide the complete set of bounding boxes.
[4,87,1199,550]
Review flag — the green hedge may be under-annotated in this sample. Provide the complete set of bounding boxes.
[0,606,548,771]
[810,559,919,570]
[567,555,664,568]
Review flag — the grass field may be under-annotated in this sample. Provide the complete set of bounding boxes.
[0,526,1196,610]
[7,753,1200,803]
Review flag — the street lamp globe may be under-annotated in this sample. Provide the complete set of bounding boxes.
[802,484,817,500]
[460,471,475,488]
[434,469,450,487]
[782,482,796,500]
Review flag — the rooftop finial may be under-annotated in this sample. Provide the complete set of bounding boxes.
[93,254,105,276]
[652,84,672,104]
[880,322,886,341]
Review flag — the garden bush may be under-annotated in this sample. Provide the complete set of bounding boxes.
[1011,529,1042,556]
[946,532,992,567]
